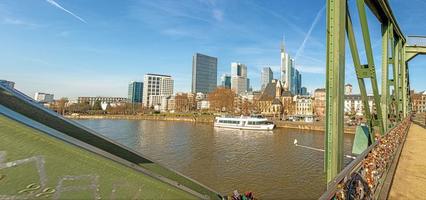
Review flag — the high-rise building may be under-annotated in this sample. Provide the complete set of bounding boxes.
[231,62,248,94]
[291,69,302,95]
[128,81,143,103]
[261,67,273,90]
[232,77,247,94]
[143,74,174,107]
[221,74,231,89]
[247,78,252,92]
[192,53,218,94]
[301,87,308,95]
[297,72,302,94]
[281,38,293,91]
[231,62,247,77]
[34,92,54,103]
[0,80,15,89]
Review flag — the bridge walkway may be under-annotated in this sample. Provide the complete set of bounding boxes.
[389,123,426,199]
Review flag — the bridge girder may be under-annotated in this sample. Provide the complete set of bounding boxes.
[325,0,412,185]
[405,46,426,62]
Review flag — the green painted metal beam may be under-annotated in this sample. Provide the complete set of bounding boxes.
[381,21,391,132]
[401,48,407,118]
[393,39,401,121]
[356,0,385,135]
[365,0,405,42]
[397,39,403,120]
[405,46,426,62]
[346,9,374,141]
[325,0,346,185]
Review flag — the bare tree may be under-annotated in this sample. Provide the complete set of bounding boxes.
[208,87,236,113]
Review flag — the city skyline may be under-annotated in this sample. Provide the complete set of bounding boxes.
[1,0,426,99]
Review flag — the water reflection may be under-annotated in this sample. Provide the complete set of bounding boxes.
[76,119,354,199]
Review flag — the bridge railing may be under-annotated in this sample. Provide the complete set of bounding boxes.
[406,36,426,47]
[320,118,411,200]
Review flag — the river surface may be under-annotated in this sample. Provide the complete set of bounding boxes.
[75,119,354,199]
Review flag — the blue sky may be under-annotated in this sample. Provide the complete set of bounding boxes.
[1,0,425,99]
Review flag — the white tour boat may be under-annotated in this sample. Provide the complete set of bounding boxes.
[214,115,275,130]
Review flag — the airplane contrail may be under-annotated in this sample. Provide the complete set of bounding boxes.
[294,5,325,61]
[46,0,87,23]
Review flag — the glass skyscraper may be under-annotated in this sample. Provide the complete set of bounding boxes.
[261,67,273,90]
[192,53,218,94]
[221,74,231,89]
[128,81,143,103]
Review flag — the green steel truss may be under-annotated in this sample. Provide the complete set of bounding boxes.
[325,0,417,184]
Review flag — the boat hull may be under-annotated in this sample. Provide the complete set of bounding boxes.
[213,123,275,131]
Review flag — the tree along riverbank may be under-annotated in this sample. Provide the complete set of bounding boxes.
[65,114,356,134]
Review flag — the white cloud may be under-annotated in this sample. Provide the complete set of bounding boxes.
[46,0,87,23]
[295,5,325,60]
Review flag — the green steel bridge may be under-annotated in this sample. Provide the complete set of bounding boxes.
[1,0,426,199]
[322,0,426,199]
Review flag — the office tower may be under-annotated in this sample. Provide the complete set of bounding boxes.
[297,72,302,94]
[291,69,302,95]
[281,38,292,91]
[301,87,308,95]
[128,81,143,103]
[231,62,247,77]
[221,74,231,89]
[34,92,54,103]
[261,67,273,90]
[192,53,218,94]
[231,62,248,94]
[143,74,174,107]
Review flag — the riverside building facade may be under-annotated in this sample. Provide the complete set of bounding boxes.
[143,74,174,107]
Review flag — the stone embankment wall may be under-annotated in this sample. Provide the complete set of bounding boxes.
[273,120,356,134]
[65,114,214,123]
[65,115,356,134]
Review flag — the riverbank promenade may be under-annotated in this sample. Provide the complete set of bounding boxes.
[389,123,426,199]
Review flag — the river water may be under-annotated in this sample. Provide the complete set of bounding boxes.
[75,119,354,199]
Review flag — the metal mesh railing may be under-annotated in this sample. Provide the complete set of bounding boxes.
[406,36,426,47]
[319,118,411,200]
